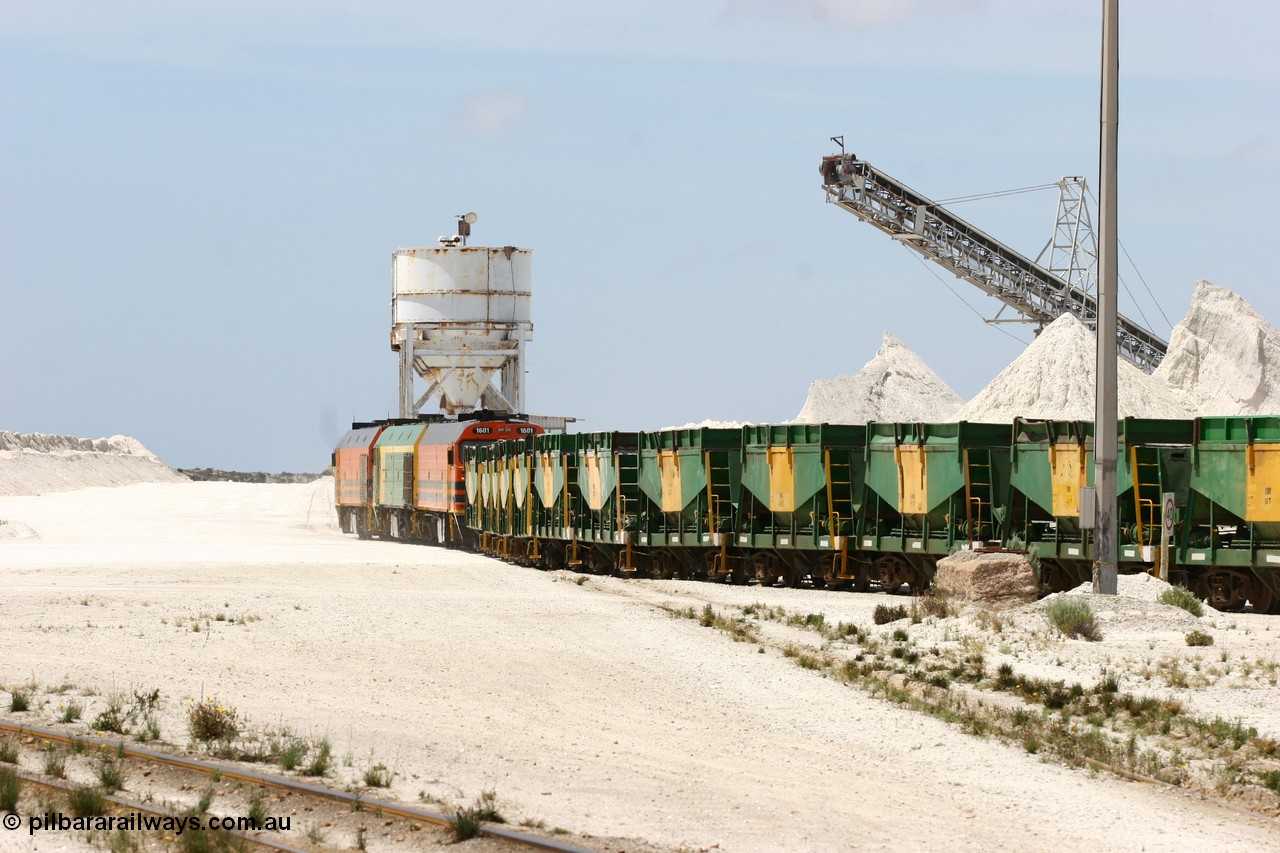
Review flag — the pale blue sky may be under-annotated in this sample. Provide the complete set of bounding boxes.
[3,1,1277,471]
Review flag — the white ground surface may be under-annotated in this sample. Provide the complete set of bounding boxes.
[3,480,1279,852]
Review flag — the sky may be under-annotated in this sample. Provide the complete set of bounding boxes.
[2,1,1278,472]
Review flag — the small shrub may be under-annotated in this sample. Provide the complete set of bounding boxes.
[1209,717,1257,749]
[891,628,909,642]
[363,763,393,788]
[303,738,332,777]
[1159,585,1204,618]
[0,738,17,764]
[699,603,715,627]
[1260,769,1280,795]
[915,587,953,620]
[451,790,504,842]
[873,604,908,625]
[1024,544,1042,589]
[60,701,83,723]
[9,690,30,713]
[93,694,127,734]
[1044,597,1102,641]
[187,697,240,743]
[974,609,1005,634]
[1186,629,1214,647]
[0,767,19,811]
[795,654,823,670]
[68,786,107,817]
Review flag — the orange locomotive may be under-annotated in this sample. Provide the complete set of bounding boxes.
[333,413,542,546]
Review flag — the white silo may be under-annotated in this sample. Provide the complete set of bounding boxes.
[391,214,533,417]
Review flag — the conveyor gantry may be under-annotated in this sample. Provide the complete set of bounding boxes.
[820,152,1167,373]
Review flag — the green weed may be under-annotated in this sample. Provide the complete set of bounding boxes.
[1159,585,1205,618]
[1044,597,1102,640]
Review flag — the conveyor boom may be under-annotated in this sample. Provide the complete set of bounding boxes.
[820,152,1167,373]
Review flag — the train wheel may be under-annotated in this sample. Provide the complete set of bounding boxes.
[783,564,802,588]
[1205,571,1249,612]
[875,555,908,594]
[1246,576,1277,614]
[541,546,564,572]
[819,550,849,584]
[1039,560,1075,594]
[908,558,935,596]
[752,552,777,586]
[908,568,928,596]
[852,559,871,593]
[699,550,719,580]
[651,553,675,580]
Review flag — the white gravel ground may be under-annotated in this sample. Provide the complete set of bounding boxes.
[2,480,1279,852]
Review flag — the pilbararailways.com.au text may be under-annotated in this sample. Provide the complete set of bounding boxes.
[15,811,291,835]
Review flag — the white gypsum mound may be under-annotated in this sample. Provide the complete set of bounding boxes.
[794,332,963,424]
[955,314,1191,423]
[1153,280,1280,416]
[0,431,188,496]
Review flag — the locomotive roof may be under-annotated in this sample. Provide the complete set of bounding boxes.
[335,425,385,450]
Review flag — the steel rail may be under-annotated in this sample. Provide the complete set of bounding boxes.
[10,770,312,853]
[0,721,601,853]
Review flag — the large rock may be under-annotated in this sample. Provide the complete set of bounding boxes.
[935,550,1037,610]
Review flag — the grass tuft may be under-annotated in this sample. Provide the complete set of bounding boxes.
[96,756,126,794]
[247,794,267,829]
[451,790,504,842]
[9,690,30,713]
[302,738,332,777]
[43,746,66,778]
[0,767,19,812]
[68,785,107,817]
[278,738,307,771]
[363,763,393,788]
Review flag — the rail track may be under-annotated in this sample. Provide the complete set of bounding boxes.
[0,721,601,853]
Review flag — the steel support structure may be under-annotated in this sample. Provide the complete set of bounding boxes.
[819,154,1166,373]
[1037,176,1099,308]
[395,321,531,418]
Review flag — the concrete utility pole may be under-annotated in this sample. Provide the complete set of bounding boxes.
[1093,0,1120,595]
